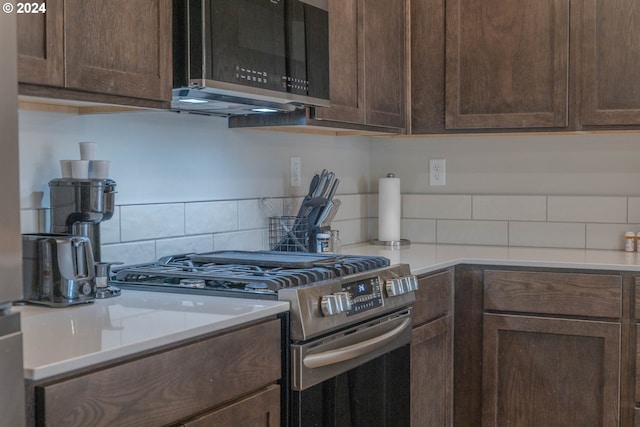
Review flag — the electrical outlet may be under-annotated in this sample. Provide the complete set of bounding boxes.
[430,159,446,186]
[290,156,301,187]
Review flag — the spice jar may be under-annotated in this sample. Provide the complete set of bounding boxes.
[625,231,636,252]
[329,230,341,254]
[315,232,330,253]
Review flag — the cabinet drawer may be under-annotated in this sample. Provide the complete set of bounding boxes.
[413,269,453,326]
[36,319,281,427]
[179,384,280,427]
[484,270,622,318]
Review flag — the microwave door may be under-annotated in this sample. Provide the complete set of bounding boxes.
[286,0,329,100]
[206,0,287,90]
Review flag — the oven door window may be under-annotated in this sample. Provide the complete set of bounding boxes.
[292,345,410,427]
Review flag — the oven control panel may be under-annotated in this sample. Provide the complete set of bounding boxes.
[385,275,418,297]
[321,277,383,317]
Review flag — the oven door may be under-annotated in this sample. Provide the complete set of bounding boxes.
[290,309,411,427]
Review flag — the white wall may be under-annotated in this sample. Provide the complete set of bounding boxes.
[370,132,640,250]
[20,108,640,256]
[371,132,640,196]
[18,109,372,263]
[19,110,371,207]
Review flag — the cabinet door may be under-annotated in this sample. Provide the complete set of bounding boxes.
[181,385,280,427]
[411,315,453,427]
[363,0,406,128]
[64,0,172,102]
[577,0,640,126]
[483,313,620,427]
[314,0,405,128]
[445,0,569,129]
[314,0,364,124]
[17,0,64,86]
[409,0,446,134]
[37,319,281,427]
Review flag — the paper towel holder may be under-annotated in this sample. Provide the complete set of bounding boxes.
[371,173,410,247]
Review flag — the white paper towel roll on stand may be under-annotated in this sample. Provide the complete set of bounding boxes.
[373,173,410,246]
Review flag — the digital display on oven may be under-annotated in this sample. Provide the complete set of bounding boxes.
[343,277,383,316]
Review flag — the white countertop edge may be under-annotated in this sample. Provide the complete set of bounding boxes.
[343,243,640,276]
[410,258,640,276]
[23,301,289,381]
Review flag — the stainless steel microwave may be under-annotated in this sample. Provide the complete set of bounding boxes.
[172,0,330,116]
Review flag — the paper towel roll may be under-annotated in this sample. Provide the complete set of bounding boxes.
[378,175,401,242]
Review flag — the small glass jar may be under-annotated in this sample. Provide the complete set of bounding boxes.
[625,231,636,252]
[329,230,341,254]
[316,232,330,253]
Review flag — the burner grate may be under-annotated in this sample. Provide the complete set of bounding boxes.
[111,252,390,295]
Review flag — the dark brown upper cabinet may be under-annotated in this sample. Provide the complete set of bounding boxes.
[445,0,569,130]
[411,0,640,133]
[313,0,406,130]
[17,0,172,109]
[575,0,640,127]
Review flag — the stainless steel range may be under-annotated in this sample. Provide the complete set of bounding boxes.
[111,250,417,426]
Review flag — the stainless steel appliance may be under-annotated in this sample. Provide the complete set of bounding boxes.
[111,251,417,426]
[22,234,96,307]
[172,0,329,116]
[49,178,117,263]
[0,9,26,427]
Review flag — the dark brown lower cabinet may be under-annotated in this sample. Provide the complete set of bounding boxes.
[411,315,453,426]
[482,313,621,427]
[28,318,282,427]
[178,384,280,427]
[411,269,454,427]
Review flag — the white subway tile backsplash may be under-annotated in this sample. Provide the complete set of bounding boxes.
[509,222,585,248]
[185,201,238,235]
[473,195,546,221]
[100,206,120,244]
[156,235,214,258]
[334,194,359,221]
[88,194,640,258]
[334,219,368,245]
[437,220,508,245]
[404,195,472,220]
[628,198,640,223]
[547,196,627,223]
[20,209,43,234]
[101,241,156,265]
[120,204,185,242]
[402,219,436,243]
[586,223,640,250]
[238,199,266,230]
[354,194,369,219]
[213,229,265,251]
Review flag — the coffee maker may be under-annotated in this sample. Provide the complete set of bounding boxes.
[49,178,120,298]
[49,178,116,261]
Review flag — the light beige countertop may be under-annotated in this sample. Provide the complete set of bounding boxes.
[15,291,289,381]
[17,243,640,381]
[343,243,640,275]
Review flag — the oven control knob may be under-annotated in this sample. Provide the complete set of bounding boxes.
[321,292,352,316]
[321,295,341,316]
[334,292,352,312]
[406,275,419,292]
[385,275,418,297]
[385,278,403,297]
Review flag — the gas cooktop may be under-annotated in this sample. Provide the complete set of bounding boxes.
[110,251,391,299]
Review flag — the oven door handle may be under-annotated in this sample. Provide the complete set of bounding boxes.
[302,318,411,369]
